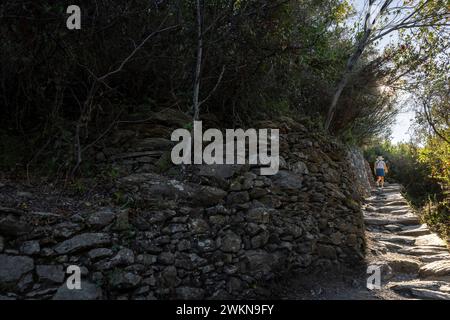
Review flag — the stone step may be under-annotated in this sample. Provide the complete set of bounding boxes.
[387,280,450,299]
[398,225,430,237]
[408,288,450,300]
[389,209,412,216]
[388,279,450,292]
[398,246,448,257]
[375,206,410,214]
[378,241,405,251]
[375,235,416,246]
[364,216,420,226]
[419,260,450,278]
[384,224,403,232]
[383,253,421,274]
[415,234,448,248]
[385,200,409,206]
[419,253,450,263]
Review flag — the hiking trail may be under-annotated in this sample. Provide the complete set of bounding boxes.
[275,183,450,300]
[363,183,450,299]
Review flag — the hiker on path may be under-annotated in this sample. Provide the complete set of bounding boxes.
[374,156,388,189]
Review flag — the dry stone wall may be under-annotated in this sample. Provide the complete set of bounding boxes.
[0,116,370,300]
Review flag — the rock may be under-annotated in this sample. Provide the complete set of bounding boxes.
[230,181,242,191]
[87,208,116,227]
[193,186,227,207]
[53,281,102,300]
[271,170,303,190]
[119,173,192,201]
[52,222,82,239]
[419,253,450,263]
[87,248,113,261]
[399,247,446,257]
[399,225,430,237]
[20,240,40,255]
[158,252,175,265]
[26,288,58,299]
[377,235,415,246]
[160,266,180,287]
[110,248,135,266]
[409,288,450,300]
[36,265,65,283]
[0,236,4,252]
[251,231,269,249]
[249,188,268,199]
[385,255,421,274]
[177,240,191,251]
[189,218,209,234]
[109,271,142,290]
[420,261,450,278]
[219,231,242,253]
[227,191,250,205]
[246,207,271,224]
[0,255,34,284]
[226,277,242,292]
[384,224,402,232]
[291,161,309,174]
[0,215,31,236]
[244,250,276,275]
[316,244,337,259]
[136,254,157,266]
[17,273,34,292]
[388,280,450,299]
[40,248,55,257]
[364,215,420,226]
[415,234,447,248]
[163,224,188,234]
[196,239,216,252]
[176,287,205,300]
[197,164,241,179]
[54,233,111,254]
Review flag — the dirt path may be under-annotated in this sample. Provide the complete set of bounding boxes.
[274,183,450,300]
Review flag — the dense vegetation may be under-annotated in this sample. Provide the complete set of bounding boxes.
[1,0,412,174]
[0,1,448,237]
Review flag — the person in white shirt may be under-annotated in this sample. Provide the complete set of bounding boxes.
[374,156,388,189]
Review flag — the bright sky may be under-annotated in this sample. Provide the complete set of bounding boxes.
[391,108,415,143]
[349,0,415,143]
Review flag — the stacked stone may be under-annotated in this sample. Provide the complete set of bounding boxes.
[0,115,368,300]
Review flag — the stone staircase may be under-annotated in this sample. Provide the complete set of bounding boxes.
[364,183,450,300]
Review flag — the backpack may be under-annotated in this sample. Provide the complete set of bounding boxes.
[375,160,385,169]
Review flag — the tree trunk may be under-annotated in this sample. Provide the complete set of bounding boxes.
[192,0,203,121]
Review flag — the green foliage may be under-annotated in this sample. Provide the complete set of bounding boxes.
[421,198,449,240]
[365,141,441,206]
[365,138,449,239]
[1,0,444,175]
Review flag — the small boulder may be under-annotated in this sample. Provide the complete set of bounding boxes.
[87,208,116,227]
[219,231,242,253]
[109,271,142,290]
[53,281,102,300]
[36,265,65,283]
[0,255,34,284]
[54,233,111,254]
[175,287,205,300]
[20,241,40,255]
